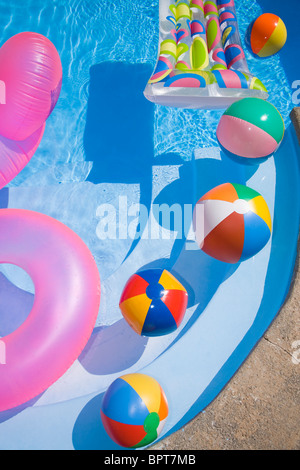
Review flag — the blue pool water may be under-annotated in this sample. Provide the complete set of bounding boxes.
[0,0,299,450]
[0,0,296,174]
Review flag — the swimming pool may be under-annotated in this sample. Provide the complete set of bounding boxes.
[0,0,294,174]
[0,0,299,450]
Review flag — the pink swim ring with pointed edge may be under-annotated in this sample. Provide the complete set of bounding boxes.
[0,32,62,188]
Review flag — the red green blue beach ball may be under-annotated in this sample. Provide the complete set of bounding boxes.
[119,268,188,336]
[101,373,168,448]
[217,98,285,161]
[193,183,272,264]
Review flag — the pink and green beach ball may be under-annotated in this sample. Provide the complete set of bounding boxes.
[217,98,285,161]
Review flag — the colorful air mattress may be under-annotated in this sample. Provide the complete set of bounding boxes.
[144,0,268,108]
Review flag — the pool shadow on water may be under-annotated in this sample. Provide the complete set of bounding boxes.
[84,61,165,259]
[72,392,124,450]
[85,61,155,186]
[78,319,148,375]
[84,61,156,247]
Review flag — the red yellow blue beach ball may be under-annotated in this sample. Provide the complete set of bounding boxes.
[101,373,168,448]
[193,183,272,263]
[246,13,287,58]
[216,97,285,161]
[119,269,188,336]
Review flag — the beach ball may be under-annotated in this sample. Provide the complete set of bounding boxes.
[119,268,188,336]
[217,98,285,161]
[193,183,272,263]
[101,373,169,448]
[246,13,287,58]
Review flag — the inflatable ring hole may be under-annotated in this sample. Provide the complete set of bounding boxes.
[0,263,35,338]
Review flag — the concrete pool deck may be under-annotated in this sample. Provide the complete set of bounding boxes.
[152,108,300,451]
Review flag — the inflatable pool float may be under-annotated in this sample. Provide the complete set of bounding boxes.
[144,0,268,108]
[0,0,299,450]
[0,209,101,412]
[0,32,62,189]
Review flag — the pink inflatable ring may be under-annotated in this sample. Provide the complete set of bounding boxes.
[0,209,100,412]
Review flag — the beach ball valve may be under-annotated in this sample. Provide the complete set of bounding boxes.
[101,373,169,448]
[217,97,285,162]
[119,268,188,336]
[193,183,272,264]
[246,13,287,58]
